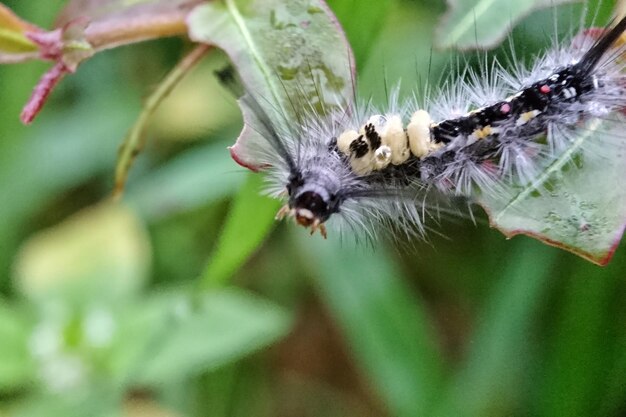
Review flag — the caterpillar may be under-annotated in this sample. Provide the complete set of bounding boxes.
[234,8,626,243]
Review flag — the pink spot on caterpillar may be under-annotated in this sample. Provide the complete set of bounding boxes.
[481,159,498,174]
[540,85,551,94]
[500,103,511,114]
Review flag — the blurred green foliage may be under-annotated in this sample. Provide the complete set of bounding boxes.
[0,0,625,416]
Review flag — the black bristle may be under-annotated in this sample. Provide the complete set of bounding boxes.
[577,15,626,74]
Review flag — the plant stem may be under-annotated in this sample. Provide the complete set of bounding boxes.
[113,43,212,198]
[86,14,190,51]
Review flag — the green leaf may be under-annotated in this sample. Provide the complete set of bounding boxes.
[355,0,452,104]
[0,300,33,391]
[125,139,247,221]
[201,173,281,287]
[0,89,137,281]
[433,239,559,417]
[599,331,626,417]
[534,258,623,417]
[13,203,151,302]
[300,236,445,417]
[188,0,355,169]
[479,116,626,265]
[8,390,119,417]
[326,0,391,68]
[128,289,291,385]
[435,0,578,49]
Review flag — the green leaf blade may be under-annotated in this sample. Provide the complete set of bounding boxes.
[436,0,578,50]
[300,237,446,417]
[433,240,559,417]
[131,289,292,385]
[202,173,281,287]
[0,301,34,391]
[533,261,619,417]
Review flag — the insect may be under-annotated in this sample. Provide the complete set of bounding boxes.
[238,11,626,242]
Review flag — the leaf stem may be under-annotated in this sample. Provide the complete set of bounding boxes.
[85,15,190,51]
[113,43,212,198]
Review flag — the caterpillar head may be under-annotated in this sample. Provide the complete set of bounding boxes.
[275,171,345,238]
[236,94,357,237]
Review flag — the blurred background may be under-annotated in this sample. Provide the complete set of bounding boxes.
[0,0,625,416]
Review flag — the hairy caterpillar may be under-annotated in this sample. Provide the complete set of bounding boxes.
[215,3,626,254]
